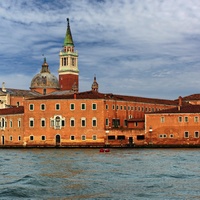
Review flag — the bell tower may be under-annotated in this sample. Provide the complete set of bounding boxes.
[58,18,79,91]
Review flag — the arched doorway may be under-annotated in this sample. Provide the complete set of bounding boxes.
[55,134,61,146]
[1,136,5,145]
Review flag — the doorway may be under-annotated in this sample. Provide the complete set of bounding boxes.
[56,134,61,146]
[1,136,5,145]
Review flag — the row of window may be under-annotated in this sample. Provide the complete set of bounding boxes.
[161,116,199,123]
[159,131,199,138]
[29,117,98,128]
[0,118,21,129]
[61,57,76,67]
[2,135,98,142]
[29,103,97,111]
[107,104,162,112]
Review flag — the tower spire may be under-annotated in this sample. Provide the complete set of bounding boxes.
[64,18,74,47]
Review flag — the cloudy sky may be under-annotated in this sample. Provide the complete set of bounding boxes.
[1,0,200,99]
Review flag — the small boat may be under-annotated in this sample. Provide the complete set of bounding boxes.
[99,148,110,153]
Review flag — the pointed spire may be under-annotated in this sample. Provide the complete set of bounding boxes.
[64,18,74,47]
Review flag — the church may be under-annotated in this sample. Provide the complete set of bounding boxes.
[1,19,200,148]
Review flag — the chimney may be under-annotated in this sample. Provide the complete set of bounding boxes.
[74,93,77,99]
[178,96,182,111]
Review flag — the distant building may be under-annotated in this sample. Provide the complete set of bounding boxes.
[1,19,200,147]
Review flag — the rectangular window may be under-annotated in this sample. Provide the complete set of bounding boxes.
[51,119,54,127]
[92,135,97,140]
[108,135,115,140]
[18,119,21,128]
[194,116,199,122]
[194,131,199,138]
[71,135,75,140]
[70,103,75,110]
[137,135,145,140]
[41,135,46,141]
[92,119,97,127]
[124,106,126,110]
[106,118,109,126]
[55,104,60,110]
[41,119,45,127]
[30,136,34,141]
[81,119,86,127]
[62,119,65,127]
[10,120,13,128]
[105,104,108,110]
[29,104,34,111]
[184,116,188,122]
[112,119,120,128]
[161,116,165,123]
[81,103,86,110]
[178,116,182,122]
[29,119,34,127]
[117,135,125,140]
[112,105,115,110]
[124,120,128,126]
[82,135,86,140]
[70,119,75,127]
[92,103,97,110]
[10,136,13,141]
[184,131,189,138]
[18,136,21,141]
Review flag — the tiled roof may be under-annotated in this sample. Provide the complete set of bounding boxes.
[0,106,24,115]
[0,88,37,97]
[28,90,177,105]
[148,104,200,114]
[181,94,200,101]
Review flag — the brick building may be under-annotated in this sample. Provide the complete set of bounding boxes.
[1,19,200,148]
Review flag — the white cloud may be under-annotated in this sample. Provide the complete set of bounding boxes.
[1,0,200,99]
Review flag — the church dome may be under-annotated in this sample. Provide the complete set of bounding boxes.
[30,58,59,89]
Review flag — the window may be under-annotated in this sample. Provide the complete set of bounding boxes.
[124,106,126,110]
[117,135,125,140]
[161,116,165,123]
[81,118,86,127]
[92,103,97,110]
[106,118,109,126]
[30,135,34,141]
[55,116,61,129]
[41,104,45,110]
[10,120,13,128]
[18,119,21,128]
[41,135,46,141]
[70,103,75,110]
[169,134,174,138]
[194,131,199,138]
[29,118,34,127]
[194,116,199,123]
[29,104,34,111]
[137,135,145,140]
[108,135,115,140]
[184,116,188,122]
[62,119,65,127]
[70,118,75,127]
[55,104,60,110]
[124,120,128,127]
[116,105,119,110]
[18,136,21,141]
[128,106,130,110]
[82,135,86,140]
[184,131,189,138]
[92,118,97,127]
[178,116,182,122]
[81,103,86,110]
[71,135,75,140]
[41,118,46,127]
[120,106,123,110]
[112,119,120,128]
[105,104,108,110]
[112,105,115,110]
[92,135,97,140]
[10,136,13,141]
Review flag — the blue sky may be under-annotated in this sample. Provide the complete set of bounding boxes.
[1,0,200,99]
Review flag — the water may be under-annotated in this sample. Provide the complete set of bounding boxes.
[0,148,200,200]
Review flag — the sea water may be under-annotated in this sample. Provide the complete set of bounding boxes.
[0,148,200,199]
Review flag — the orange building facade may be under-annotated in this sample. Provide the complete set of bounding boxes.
[1,19,200,148]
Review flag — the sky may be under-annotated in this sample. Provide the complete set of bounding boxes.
[1,0,200,100]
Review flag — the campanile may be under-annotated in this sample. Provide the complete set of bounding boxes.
[58,18,79,91]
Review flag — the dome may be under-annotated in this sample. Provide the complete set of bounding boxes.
[30,58,60,89]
